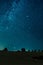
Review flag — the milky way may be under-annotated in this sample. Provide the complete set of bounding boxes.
[0,0,43,51]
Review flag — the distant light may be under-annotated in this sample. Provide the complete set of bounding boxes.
[6,26,8,30]
[26,49,28,51]
[26,16,29,18]
[13,46,16,50]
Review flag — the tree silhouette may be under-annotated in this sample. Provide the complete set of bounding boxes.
[3,48,8,51]
[28,50,30,52]
[34,49,36,52]
[38,49,40,52]
[21,48,25,52]
[31,50,34,52]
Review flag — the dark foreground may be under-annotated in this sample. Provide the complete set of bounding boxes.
[0,51,43,65]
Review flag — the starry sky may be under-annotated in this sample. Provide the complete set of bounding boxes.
[0,0,43,51]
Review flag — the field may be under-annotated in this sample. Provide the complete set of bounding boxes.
[0,51,43,65]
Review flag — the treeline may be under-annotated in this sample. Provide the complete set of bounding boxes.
[1,48,43,52]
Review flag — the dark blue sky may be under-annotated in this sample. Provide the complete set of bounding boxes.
[0,0,43,51]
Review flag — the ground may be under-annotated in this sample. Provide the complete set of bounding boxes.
[0,51,43,65]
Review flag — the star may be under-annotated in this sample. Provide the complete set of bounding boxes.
[26,15,29,18]
[6,26,9,30]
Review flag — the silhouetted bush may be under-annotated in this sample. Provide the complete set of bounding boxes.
[17,50,20,52]
[3,48,8,51]
[21,48,25,52]
[42,50,43,52]
[33,56,43,60]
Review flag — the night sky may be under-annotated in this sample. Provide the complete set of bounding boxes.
[0,0,43,51]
